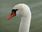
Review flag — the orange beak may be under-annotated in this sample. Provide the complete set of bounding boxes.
[7,12,16,20]
[7,9,18,20]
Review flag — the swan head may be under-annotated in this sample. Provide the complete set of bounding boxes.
[7,4,30,20]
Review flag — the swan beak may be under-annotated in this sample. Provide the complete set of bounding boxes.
[7,12,16,20]
[7,9,18,20]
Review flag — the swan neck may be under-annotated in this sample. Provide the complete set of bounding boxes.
[19,15,31,32]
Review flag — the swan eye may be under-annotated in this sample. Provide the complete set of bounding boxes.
[12,9,18,12]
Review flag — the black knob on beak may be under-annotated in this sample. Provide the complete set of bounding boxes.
[12,9,18,12]
[11,9,18,15]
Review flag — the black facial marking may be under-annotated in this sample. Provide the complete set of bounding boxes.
[12,9,18,13]
[11,9,18,15]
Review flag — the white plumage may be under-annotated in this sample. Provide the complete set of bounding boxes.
[13,3,31,32]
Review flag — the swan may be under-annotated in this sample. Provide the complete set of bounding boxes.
[7,3,31,32]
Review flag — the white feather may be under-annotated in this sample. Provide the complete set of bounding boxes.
[13,3,31,32]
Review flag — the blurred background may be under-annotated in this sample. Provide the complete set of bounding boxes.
[0,0,42,32]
